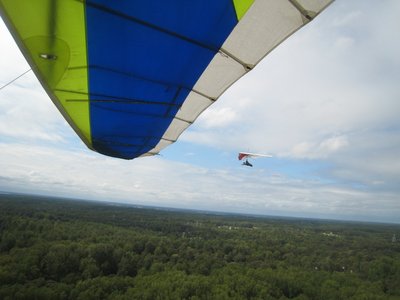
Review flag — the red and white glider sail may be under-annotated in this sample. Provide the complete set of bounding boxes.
[238,152,272,160]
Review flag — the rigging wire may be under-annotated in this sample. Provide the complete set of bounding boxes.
[0,69,32,91]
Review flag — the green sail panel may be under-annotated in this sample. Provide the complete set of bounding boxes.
[233,0,255,20]
[0,0,91,146]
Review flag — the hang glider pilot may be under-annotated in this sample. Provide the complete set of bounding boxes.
[242,159,253,167]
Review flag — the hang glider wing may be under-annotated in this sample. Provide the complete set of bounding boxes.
[0,0,333,159]
[238,152,273,161]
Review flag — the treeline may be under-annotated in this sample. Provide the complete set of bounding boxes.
[0,194,399,299]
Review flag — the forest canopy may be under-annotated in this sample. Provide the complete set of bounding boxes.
[0,194,399,299]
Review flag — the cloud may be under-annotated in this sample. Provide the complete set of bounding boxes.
[332,10,363,27]
[333,36,355,50]
[196,106,239,129]
[291,135,349,159]
[0,0,399,223]
[0,142,398,223]
[0,83,66,142]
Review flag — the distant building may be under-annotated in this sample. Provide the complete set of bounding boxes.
[392,234,397,243]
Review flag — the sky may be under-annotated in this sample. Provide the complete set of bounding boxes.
[1,0,400,223]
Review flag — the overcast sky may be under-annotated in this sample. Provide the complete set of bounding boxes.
[1,0,399,223]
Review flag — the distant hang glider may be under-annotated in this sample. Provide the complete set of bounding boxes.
[238,152,272,167]
[0,0,333,160]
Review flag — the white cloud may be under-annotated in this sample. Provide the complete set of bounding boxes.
[196,106,239,129]
[291,135,348,159]
[333,36,355,50]
[332,10,363,27]
[0,142,398,222]
[0,82,65,142]
[1,0,399,223]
